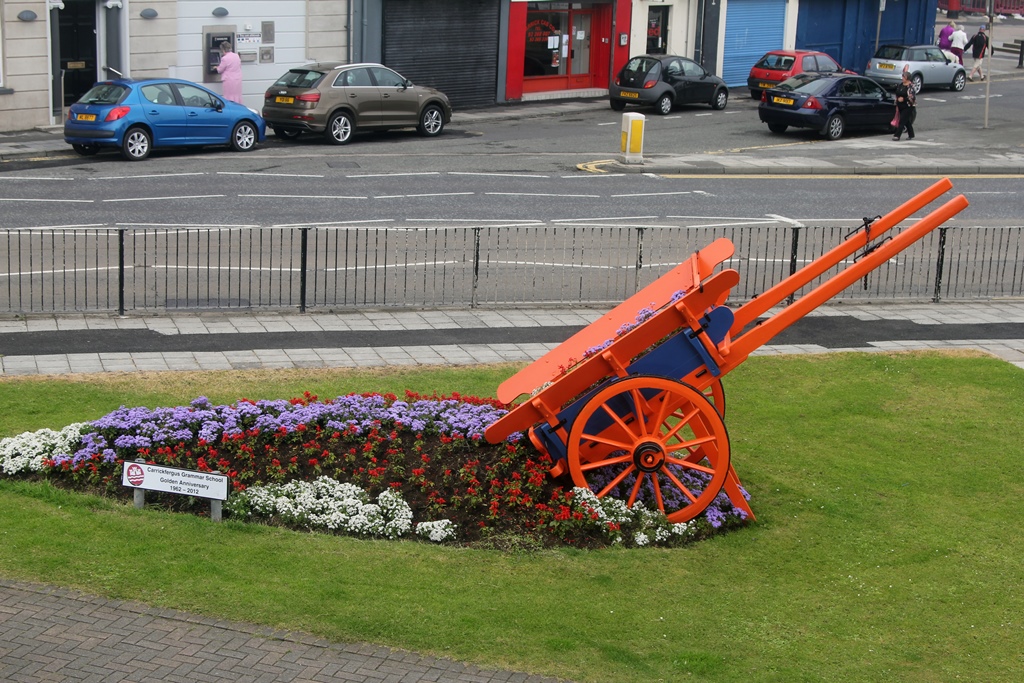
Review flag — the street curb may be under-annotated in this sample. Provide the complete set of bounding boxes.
[606,161,1024,175]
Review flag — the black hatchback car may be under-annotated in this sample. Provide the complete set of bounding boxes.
[610,55,729,115]
[757,73,895,140]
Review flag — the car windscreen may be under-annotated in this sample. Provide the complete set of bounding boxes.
[874,46,907,60]
[772,73,824,92]
[755,54,795,70]
[621,58,661,80]
[786,77,837,96]
[78,83,128,105]
[273,69,325,88]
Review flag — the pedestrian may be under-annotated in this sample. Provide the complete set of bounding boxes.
[892,71,916,142]
[937,20,955,51]
[950,23,968,65]
[966,25,989,81]
[216,41,243,103]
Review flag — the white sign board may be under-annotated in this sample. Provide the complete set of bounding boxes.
[236,32,262,45]
[122,462,229,501]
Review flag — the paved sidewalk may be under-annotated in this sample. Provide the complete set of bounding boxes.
[2,303,1024,376]
[0,579,564,683]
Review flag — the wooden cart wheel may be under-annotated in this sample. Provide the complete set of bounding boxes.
[704,379,726,417]
[566,375,731,523]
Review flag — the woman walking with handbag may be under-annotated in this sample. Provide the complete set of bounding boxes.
[892,71,916,142]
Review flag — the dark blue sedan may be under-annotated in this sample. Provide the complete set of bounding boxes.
[757,73,896,141]
[64,78,266,161]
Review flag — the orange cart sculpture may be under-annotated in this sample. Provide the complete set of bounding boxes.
[484,179,969,523]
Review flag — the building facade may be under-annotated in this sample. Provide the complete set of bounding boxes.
[0,0,938,133]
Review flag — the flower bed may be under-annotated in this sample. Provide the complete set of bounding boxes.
[0,390,749,548]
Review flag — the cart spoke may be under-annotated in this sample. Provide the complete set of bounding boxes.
[665,455,716,475]
[630,387,650,436]
[627,472,645,508]
[579,430,634,452]
[581,453,633,472]
[651,472,665,513]
[661,405,701,441]
[663,466,699,504]
[597,464,637,499]
[598,402,642,439]
[664,434,717,455]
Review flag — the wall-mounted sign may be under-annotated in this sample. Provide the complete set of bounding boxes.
[236,32,262,45]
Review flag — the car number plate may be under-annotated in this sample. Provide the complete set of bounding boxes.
[620,92,640,99]
[878,63,895,70]
[772,96,794,105]
[758,82,774,88]
[275,96,295,104]
[76,114,96,121]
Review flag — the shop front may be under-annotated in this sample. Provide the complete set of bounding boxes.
[506,0,630,100]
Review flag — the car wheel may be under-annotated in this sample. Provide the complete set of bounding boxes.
[767,123,788,134]
[231,121,257,152]
[273,127,301,140]
[121,126,151,161]
[711,88,728,111]
[326,111,353,145]
[417,104,445,137]
[951,71,966,91]
[610,99,626,111]
[823,114,845,141]
[71,143,99,157]
[911,73,924,93]
[655,93,673,115]
[749,89,761,100]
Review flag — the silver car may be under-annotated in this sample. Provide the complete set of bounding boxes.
[864,44,967,93]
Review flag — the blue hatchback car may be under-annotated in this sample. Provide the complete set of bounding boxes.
[64,78,266,161]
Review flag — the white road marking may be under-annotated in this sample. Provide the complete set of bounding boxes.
[348,172,441,178]
[485,192,599,198]
[239,194,367,199]
[610,191,693,197]
[102,195,225,203]
[115,222,257,228]
[88,173,207,180]
[375,192,474,199]
[0,198,92,203]
[217,171,325,178]
[552,215,657,222]
[448,171,550,178]
[0,265,126,278]
[561,173,626,178]
[0,176,73,181]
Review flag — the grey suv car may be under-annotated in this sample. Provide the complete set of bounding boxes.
[262,62,452,144]
[864,45,967,93]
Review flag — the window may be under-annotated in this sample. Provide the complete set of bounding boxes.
[817,55,840,72]
[860,79,885,99]
[839,79,861,96]
[141,83,176,105]
[273,69,324,88]
[174,83,220,108]
[681,59,704,78]
[369,67,405,88]
[0,17,5,89]
[335,68,372,87]
[802,56,817,71]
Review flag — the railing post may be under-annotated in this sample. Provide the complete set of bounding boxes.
[471,227,481,308]
[299,227,308,313]
[133,457,145,509]
[932,226,948,303]
[118,228,125,316]
[635,227,645,294]
[787,226,801,305]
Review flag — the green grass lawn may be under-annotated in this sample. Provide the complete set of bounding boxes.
[2,351,1022,682]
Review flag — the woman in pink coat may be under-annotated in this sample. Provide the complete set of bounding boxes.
[216,41,243,103]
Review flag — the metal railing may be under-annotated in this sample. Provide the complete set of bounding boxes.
[2,225,1023,314]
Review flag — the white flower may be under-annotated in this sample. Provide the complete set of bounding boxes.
[226,476,413,539]
[415,519,458,542]
[0,423,88,475]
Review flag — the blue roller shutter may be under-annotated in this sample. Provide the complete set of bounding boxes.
[721,0,787,87]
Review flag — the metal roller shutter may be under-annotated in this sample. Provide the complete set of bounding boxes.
[720,0,787,87]
[383,0,500,109]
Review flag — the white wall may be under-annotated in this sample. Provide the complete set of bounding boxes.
[174,0,335,109]
[628,0,696,59]
[0,1,52,131]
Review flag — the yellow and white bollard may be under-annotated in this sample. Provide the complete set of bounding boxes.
[621,112,645,164]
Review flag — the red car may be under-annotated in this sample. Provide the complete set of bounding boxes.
[747,50,853,100]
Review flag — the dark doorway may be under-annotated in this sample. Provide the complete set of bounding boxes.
[647,6,669,55]
[60,0,98,106]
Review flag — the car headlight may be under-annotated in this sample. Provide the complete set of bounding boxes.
[248,107,260,116]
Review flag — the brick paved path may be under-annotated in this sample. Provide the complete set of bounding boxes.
[0,579,565,683]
